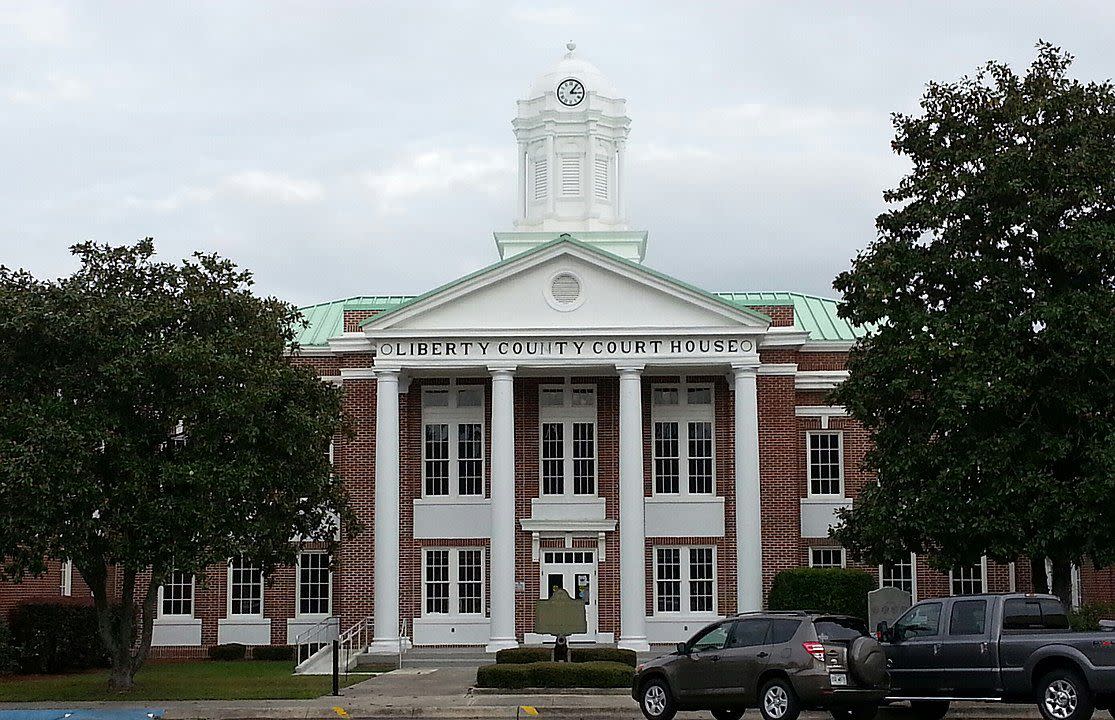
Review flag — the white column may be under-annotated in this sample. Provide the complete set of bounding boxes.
[617,365,649,651]
[369,369,401,653]
[486,366,519,652]
[733,364,763,612]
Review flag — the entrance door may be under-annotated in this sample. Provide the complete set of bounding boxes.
[540,549,598,641]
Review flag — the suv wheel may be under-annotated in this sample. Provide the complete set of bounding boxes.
[1038,669,1094,720]
[711,710,744,720]
[909,700,950,720]
[640,678,677,720]
[759,678,801,720]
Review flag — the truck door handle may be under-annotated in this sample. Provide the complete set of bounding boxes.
[933,644,941,654]
[708,655,720,661]
[758,652,769,658]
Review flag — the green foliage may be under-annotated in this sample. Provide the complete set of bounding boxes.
[0,239,351,688]
[208,643,247,661]
[476,661,633,689]
[252,645,294,661]
[831,43,1115,579]
[494,646,637,667]
[768,568,877,619]
[9,603,109,674]
[0,618,19,675]
[1067,603,1115,632]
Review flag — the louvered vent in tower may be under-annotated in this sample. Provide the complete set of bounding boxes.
[533,158,548,201]
[550,273,581,305]
[560,156,581,196]
[593,156,609,201]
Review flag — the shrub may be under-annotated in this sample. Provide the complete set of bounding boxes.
[0,618,19,675]
[476,661,633,689]
[208,643,247,661]
[1068,603,1115,632]
[768,567,877,620]
[496,646,551,664]
[252,644,294,661]
[9,601,108,674]
[570,647,637,667]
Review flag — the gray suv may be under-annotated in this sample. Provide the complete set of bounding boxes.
[632,612,889,720]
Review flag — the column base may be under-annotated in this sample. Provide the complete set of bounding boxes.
[367,638,405,655]
[485,637,519,653]
[617,636,650,652]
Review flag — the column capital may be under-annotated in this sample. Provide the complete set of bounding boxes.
[487,364,517,378]
[730,363,760,379]
[615,363,645,376]
[371,367,401,381]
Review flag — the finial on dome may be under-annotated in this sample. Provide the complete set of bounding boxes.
[565,41,576,56]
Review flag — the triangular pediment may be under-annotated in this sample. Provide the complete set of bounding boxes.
[361,238,769,334]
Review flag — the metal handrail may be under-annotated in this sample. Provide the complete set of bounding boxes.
[397,618,410,669]
[293,616,337,670]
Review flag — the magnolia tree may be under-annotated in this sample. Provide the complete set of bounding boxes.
[831,43,1115,608]
[0,240,351,690]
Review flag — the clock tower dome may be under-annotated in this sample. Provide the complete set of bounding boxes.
[494,43,648,263]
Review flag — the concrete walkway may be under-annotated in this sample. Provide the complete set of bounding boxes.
[0,668,1046,720]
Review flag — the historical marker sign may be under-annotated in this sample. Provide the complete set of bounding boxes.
[868,586,912,630]
[534,588,587,636]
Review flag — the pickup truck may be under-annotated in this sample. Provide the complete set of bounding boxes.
[878,593,1115,720]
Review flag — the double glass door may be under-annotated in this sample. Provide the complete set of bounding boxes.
[540,549,598,641]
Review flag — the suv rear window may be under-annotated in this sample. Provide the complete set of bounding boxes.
[814,617,869,642]
[769,619,802,644]
[1003,598,1070,631]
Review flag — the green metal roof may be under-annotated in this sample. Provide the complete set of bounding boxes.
[293,243,864,347]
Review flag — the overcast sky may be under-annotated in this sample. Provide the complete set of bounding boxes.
[2,1,1112,306]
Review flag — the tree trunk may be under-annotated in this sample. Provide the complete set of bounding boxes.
[1030,556,1049,594]
[81,562,164,692]
[1050,556,1074,610]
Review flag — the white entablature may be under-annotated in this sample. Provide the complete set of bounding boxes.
[496,44,647,264]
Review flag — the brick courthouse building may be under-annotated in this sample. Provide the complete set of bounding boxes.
[3,46,1112,657]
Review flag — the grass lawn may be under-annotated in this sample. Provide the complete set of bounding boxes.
[0,660,367,702]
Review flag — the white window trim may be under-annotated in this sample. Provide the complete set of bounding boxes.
[422,384,486,499]
[157,571,196,619]
[808,547,847,569]
[949,556,988,596]
[539,383,598,499]
[651,381,716,498]
[227,557,265,618]
[806,429,845,498]
[296,551,332,618]
[653,545,718,617]
[879,552,918,602]
[422,547,487,618]
[60,559,73,597]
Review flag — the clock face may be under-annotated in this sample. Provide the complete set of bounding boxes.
[556,78,585,106]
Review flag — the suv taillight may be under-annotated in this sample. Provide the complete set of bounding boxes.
[802,642,826,662]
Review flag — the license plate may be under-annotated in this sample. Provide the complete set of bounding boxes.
[830,673,848,687]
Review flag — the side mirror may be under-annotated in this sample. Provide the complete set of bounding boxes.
[675,642,689,655]
[875,621,889,641]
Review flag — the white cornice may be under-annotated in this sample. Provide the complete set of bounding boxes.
[795,405,849,429]
[795,370,849,391]
[339,368,377,380]
[758,327,810,348]
[800,340,855,353]
[519,518,617,533]
[290,346,334,357]
[328,333,375,353]
[757,363,798,376]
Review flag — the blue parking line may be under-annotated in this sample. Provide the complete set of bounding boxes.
[0,711,164,720]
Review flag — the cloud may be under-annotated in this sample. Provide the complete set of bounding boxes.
[509,6,589,26]
[153,171,325,211]
[0,2,73,46]
[361,147,514,215]
[5,72,88,106]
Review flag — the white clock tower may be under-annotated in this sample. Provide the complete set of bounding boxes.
[494,44,648,263]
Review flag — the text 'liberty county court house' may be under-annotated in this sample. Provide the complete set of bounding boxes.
[5,45,1113,657]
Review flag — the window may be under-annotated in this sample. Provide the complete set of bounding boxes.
[533,158,548,201]
[423,385,485,498]
[814,617,870,641]
[951,559,986,596]
[60,559,73,597]
[654,545,717,614]
[810,547,846,569]
[949,599,988,636]
[298,552,331,616]
[652,382,715,496]
[768,619,802,644]
[808,431,843,496]
[880,553,917,600]
[894,602,942,639]
[228,557,263,616]
[1003,598,1070,631]
[538,384,597,497]
[689,622,730,652]
[560,156,581,196]
[728,618,771,648]
[160,571,194,617]
[423,548,486,617]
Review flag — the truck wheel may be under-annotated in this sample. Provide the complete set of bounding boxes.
[1038,669,1094,720]
[759,678,801,720]
[908,700,950,720]
[640,677,677,720]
